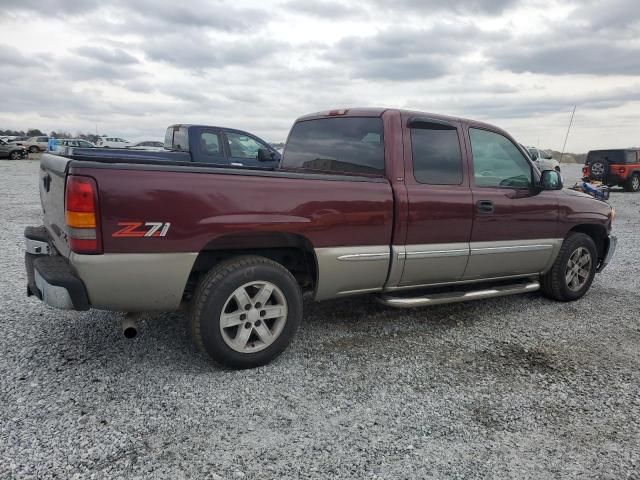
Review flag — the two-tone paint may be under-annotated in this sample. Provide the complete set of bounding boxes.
[37,108,613,312]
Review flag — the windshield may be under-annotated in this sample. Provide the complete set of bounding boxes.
[587,150,628,165]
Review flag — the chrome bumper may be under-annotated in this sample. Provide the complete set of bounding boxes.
[596,235,617,273]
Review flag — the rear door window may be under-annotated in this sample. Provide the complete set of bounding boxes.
[196,130,226,164]
[283,117,384,175]
[410,125,463,185]
[625,151,638,164]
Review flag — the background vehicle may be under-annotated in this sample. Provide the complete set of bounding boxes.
[68,125,280,168]
[2,136,28,145]
[96,137,131,148]
[583,148,640,192]
[0,138,27,159]
[128,141,164,151]
[23,136,50,153]
[25,108,615,369]
[525,146,561,172]
[59,139,96,148]
[54,139,96,153]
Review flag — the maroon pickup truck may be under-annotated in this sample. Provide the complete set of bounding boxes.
[25,108,616,368]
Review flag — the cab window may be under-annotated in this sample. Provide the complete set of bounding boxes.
[410,125,463,185]
[469,128,532,188]
[199,131,224,163]
[283,117,384,175]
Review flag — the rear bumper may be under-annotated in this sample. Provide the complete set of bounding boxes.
[25,227,90,311]
[596,235,617,273]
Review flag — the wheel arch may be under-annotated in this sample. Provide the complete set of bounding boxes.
[183,232,318,301]
[568,224,607,260]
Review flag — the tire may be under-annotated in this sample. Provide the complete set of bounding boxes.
[190,255,303,369]
[588,159,608,181]
[624,173,640,193]
[541,232,598,302]
[9,150,21,160]
[28,145,39,153]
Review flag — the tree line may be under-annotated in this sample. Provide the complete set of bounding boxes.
[1,129,102,144]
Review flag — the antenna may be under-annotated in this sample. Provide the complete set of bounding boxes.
[559,105,576,164]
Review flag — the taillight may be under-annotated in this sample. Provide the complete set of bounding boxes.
[65,175,102,254]
[582,166,589,176]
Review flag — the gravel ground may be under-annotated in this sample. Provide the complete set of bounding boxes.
[1,160,639,479]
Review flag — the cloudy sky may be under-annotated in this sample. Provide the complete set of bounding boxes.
[1,0,638,151]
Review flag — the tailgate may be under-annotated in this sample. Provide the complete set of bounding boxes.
[39,154,72,257]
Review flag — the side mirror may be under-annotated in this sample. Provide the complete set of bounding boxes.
[257,147,274,162]
[539,169,563,190]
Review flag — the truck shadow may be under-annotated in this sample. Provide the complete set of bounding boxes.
[34,291,546,374]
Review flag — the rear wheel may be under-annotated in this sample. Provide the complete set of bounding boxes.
[190,255,303,369]
[624,173,640,192]
[541,233,597,301]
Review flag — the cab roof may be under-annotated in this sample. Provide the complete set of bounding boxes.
[295,107,509,135]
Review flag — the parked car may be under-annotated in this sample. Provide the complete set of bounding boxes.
[66,125,280,168]
[1,136,26,143]
[525,146,561,172]
[0,138,27,159]
[582,148,640,192]
[57,139,96,149]
[23,136,50,153]
[96,137,132,148]
[25,108,616,369]
[128,141,165,151]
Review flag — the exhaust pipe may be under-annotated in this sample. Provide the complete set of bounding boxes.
[122,313,139,339]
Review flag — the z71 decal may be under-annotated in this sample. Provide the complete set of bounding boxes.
[112,222,171,238]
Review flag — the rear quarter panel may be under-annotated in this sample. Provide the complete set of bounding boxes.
[72,166,395,254]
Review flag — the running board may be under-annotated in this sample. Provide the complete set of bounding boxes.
[375,280,540,308]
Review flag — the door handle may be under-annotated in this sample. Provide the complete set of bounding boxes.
[476,200,494,213]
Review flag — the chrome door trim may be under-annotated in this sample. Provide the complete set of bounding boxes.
[470,243,555,255]
[404,248,468,259]
[470,238,560,254]
[337,252,390,261]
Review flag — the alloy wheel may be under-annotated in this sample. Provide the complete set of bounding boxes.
[219,281,288,353]
[565,247,592,292]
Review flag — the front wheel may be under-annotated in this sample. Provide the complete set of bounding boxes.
[190,255,303,369]
[541,233,597,301]
[624,173,640,192]
[10,150,21,160]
